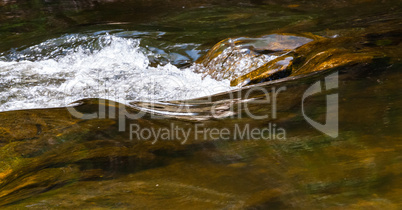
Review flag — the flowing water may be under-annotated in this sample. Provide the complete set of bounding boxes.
[0,0,401,209]
[0,31,234,111]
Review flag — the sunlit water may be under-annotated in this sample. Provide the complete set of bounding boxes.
[0,0,401,208]
[1,31,270,112]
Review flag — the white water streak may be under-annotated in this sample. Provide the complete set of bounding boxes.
[0,34,233,112]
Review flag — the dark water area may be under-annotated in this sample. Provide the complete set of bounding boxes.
[0,0,401,208]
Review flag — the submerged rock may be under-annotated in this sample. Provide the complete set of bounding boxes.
[198,32,391,87]
[0,100,191,206]
[195,34,315,83]
[0,27,400,208]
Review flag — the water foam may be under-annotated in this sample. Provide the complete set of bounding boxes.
[0,33,233,112]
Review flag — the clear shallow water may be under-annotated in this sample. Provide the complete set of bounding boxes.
[0,0,401,209]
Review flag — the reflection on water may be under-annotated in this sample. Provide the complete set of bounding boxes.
[0,0,401,208]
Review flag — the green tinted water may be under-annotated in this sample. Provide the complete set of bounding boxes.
[0,0,401,208]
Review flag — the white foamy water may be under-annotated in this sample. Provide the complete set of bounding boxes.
[0,33,234,112]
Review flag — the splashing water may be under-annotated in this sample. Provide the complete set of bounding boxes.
[0,32,235,112]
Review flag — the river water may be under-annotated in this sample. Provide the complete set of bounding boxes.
[0,0,401,208]
[0,31,236,111]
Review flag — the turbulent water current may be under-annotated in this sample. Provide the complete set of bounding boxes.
[0,31,276,112]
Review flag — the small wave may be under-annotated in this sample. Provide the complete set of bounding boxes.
[0,32,234,112]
